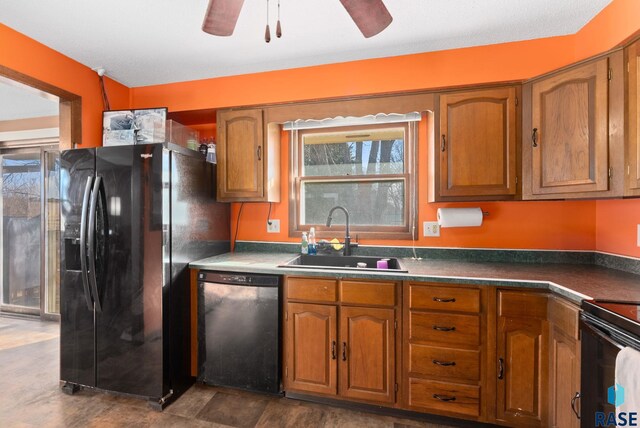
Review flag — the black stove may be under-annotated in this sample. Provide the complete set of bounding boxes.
[582,300,640,341]
[579,299,640,427]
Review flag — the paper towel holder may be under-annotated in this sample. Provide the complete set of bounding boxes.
[483,211,490,216]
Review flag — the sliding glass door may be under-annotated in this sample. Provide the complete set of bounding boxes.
[0,145,59,317]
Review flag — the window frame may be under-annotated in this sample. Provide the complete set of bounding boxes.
[289,122,417,240]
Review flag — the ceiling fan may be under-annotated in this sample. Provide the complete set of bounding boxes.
[202,0,393,39]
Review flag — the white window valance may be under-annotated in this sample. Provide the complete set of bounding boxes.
[282,112,421,131]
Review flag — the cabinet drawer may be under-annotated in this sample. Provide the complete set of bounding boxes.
[408,378,480,417]
[287,277,337,302]
[409,312,480,346]
[498,290,547,319]
[340,280,396,307]
[409,344,480,382]
[409,284,480,313]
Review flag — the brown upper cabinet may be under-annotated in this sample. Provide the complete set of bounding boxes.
[522,51,625,199]
[432,87,519,201]
[627,40,640,196]
[216,108,280,202]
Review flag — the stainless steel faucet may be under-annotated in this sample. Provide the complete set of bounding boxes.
[326,206,353,256]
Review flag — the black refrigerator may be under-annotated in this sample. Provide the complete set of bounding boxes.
[59,143,229,409]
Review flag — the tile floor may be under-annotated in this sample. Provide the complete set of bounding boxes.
[0,316,470,428]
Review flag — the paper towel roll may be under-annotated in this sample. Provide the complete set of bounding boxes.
[437,208,483,228]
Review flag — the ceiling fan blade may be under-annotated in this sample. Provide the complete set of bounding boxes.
[202,0,245,36]
[339,0,393,38]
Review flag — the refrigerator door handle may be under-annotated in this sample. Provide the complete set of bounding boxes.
[88,176,103,313]
[80,176,94,311]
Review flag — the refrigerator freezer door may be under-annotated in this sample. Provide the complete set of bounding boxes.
[60,148,96,388]
[94,144,164,398]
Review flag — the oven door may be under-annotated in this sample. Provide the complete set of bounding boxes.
[580,315,624,427]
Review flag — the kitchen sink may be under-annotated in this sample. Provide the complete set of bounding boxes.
[279,254,408,273]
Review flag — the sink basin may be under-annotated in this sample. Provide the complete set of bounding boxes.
[279,254,408,273]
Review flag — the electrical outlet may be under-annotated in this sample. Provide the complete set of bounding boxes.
[637,224,640,247]
[423,221,440,237]
[267,219,280,233]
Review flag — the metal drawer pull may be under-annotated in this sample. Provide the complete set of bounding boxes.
[433,297,456,303]
[342,342,347,361]
[498,357,504,380]
[432,325,456,332]
[432,359,456,366]
[571,392,581,419]
[433,394,456,402]
[532,128,538,147]
[331,341,336,360]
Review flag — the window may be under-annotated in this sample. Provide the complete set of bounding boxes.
[290,122,417,239]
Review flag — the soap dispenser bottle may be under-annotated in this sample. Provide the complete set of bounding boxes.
[301,232,309,255]
[308,227,317,255]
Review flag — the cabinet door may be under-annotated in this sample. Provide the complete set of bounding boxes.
[217,108,264,200]
[628,41,640,194]
[339,306,396,404]
[496,291,550,427]
[285,302,337,396]
[549,328,580,428]
[438,87,517,198]
[530,58,609,195]
[496,316,547,427]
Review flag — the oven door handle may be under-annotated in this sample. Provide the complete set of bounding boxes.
[582,318,625,350]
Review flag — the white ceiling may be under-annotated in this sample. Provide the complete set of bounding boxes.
[0,0,612,87]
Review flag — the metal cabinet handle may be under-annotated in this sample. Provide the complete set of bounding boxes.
[331,341,336,360]
[571,392,581,419]
[433,297,456,303]
[532,128,538,147]
[432,359,456,366]
[441,135,446,152]
[432,325,456,332]
[433,394,456,402]
[342,342,347,361]
[257,145,262,160]
[498,357,504,380]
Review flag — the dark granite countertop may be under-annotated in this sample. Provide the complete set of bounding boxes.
[190,252,640,305]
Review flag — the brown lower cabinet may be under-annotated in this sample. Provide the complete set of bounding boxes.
[548,296,581,428]
[285,302,337,395]
[404,282,486,421]
[282,277,582,428]
[496,290,549,427]
[284,277,399,406]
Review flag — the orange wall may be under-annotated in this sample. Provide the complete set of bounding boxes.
[131,35,575,111]
[0,23,130,147]
[596,200,640,258]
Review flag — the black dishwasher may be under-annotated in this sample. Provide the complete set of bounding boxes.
[197,271,282,394]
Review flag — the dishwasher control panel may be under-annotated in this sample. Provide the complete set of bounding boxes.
[198,271,281,287]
